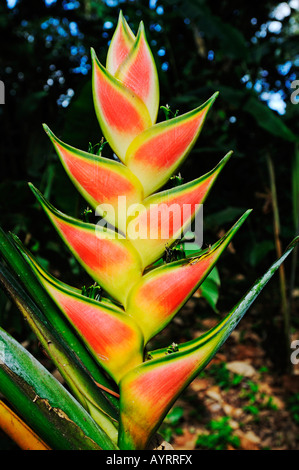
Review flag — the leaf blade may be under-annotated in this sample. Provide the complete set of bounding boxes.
[0,326,118,450]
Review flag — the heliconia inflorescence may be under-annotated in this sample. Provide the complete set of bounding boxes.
[4,12,296,450]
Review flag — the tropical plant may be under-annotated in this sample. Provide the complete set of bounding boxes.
[0,12,298,451]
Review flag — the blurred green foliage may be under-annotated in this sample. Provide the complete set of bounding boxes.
[200,361,244,390]
[160,405,184,442]
[287,393,299,424]
[196,416,240,450]
[0,0,298,352]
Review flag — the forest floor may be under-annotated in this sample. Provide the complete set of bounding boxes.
[155,294,299,451]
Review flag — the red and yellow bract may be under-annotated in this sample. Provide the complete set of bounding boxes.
[125,94,218,196]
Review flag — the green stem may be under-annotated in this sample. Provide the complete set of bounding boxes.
[266,154,290,369]
[289,226,299,315]
[289,144,299,320]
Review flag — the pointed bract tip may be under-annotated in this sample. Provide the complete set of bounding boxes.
[133,20,145,41]
[119,10,131,31]
[28,183,45,205]
[42,123,49,133]
[42,124,62,147]
[28,182,38,199]
[242,208,253,219]
[194,91,219,115]
[90,48,103,70]
[221,150,233,165]
[90,47,96,61]
[28,181,37,194]
[119,10,128,24]
[237,208,253,223]
[293,235,299,245]
[218,208,252,244]
[138,20,145,33]
[286,236,299,252]
[209,91,219,105]
[42,123,55,140]
[206,150,233,179]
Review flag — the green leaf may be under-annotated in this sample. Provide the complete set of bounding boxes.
[165,406,184,425]
[164,0,248,60]
[248,240,275,267]
[243,95,298,143]
[199,267,221,312]
[217,86,298,143]
[292,144,299,230]
[0,326,118,450]
[0,260,119,441]
[204,206,248,229]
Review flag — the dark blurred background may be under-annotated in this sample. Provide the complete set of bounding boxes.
[0,0,298,376]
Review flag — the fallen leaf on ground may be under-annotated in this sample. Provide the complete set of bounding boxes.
[226,360,256,377]
[206,386,222,402]
[189,377,211,393]
[236,430,260,450]
[173,429,198,450]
